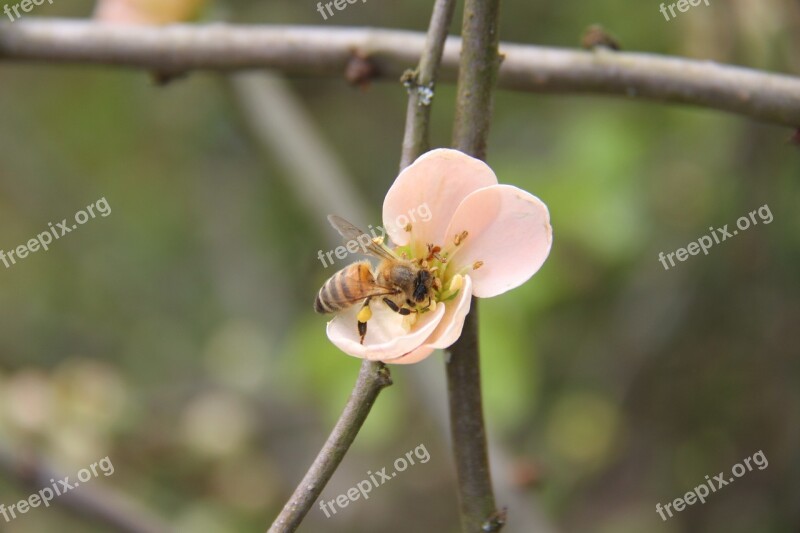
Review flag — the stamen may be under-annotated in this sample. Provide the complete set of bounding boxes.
[473,261,484,270]
[454,231,468,246]
[404,223,413,232]
[372,236,384,246]
[449,274,464,292]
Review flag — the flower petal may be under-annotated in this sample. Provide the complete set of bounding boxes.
[94,0,203,24]
[386,346,436,365]
[326,299,446,361]
[445,185,552,298]
[94,0,154,24]
[382,149,498,254]
[388,275,473,364]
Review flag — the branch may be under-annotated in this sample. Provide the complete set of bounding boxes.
[0,445,169,533]
[447,0,502,531]
[230,71,370,236]
[267,361,392,533]
[2,20,800,126]
[399,0,456,169]
[267,0,458,528]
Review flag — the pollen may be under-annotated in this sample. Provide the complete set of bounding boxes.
[473,261,484,270]
[357,306,372,323]
[372,236,385,246]
[449,274,464,292]
[404,223,413,232]
[402,313,418,330]
[454,230,468,246]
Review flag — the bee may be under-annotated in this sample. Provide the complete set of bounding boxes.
[315,215,437,344]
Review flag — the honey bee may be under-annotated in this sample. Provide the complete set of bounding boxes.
[315,215,437,344]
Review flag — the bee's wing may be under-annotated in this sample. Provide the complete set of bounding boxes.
[327,215,398,262]
[340,263,397,303]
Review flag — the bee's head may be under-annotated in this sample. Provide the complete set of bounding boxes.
[412,269,432,303]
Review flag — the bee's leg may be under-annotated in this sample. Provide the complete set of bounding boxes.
[419,295,432,312]
[382,298,412,316]
[357,298,373,344]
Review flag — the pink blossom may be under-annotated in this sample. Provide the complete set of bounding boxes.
[93,0,204,25]
[326,149,552,364]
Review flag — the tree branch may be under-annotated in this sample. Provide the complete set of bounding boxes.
[447,0,502,531]
[0,445,169,533]
[268,0,457,528]
[400,0,456,169]
[267,361,392,533]
[230,71,370,236]
[2,20,799,126]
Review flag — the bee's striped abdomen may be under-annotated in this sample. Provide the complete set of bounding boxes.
[314,263,371,314]
[315,274,343,314]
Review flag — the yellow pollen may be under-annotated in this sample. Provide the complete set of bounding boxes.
[454,230,468,246]
[473,261,484,270]
[404,223,413,232]
[449,274,464,292]
[357,306,372,323]
[372,236,384,246]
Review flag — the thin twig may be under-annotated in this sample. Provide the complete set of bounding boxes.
[0,445,170,533]
[399,0,457,169]
[406,363,559,533]
[2,20,800,126]
[267,361,392,533]
[267,0,456,527]
[447,0,503,531]
[230,71,369,237]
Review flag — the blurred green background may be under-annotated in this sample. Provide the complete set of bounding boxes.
[0,0,798,532]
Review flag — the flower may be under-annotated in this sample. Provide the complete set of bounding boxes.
[93,0,205,25]
[326,149,552,364]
